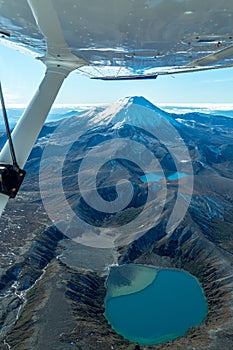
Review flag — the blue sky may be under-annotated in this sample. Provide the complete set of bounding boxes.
[1,43,233,108]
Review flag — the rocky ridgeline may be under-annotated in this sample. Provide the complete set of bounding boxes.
[0,226,65,339]
[1,259,136,350]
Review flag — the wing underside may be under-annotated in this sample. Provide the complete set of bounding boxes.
[1,0,233,79]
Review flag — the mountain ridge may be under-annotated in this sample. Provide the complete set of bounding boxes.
[89,96,179,130]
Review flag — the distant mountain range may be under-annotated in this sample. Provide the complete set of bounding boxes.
[0,97,233,350]
[1,103,233,130]
[0,106,102,131]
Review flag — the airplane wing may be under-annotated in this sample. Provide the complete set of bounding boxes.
[1,0,233,79]
[0,0,233,212]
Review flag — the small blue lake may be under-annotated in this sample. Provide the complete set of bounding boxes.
[141,172,188,183]
[167,172,188,181]
[141,173,164,183]
[105,265,207,345]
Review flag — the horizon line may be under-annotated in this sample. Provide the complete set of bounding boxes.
[5,102,233,110]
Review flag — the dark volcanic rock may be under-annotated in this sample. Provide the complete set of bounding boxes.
[0,226,64,294]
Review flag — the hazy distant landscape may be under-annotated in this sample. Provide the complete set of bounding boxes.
[0,98,233,350]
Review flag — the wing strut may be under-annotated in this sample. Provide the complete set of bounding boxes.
[0,64,71,213]
[0,0,88,215]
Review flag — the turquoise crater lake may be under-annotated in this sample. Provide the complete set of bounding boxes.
[105,265,207,345]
